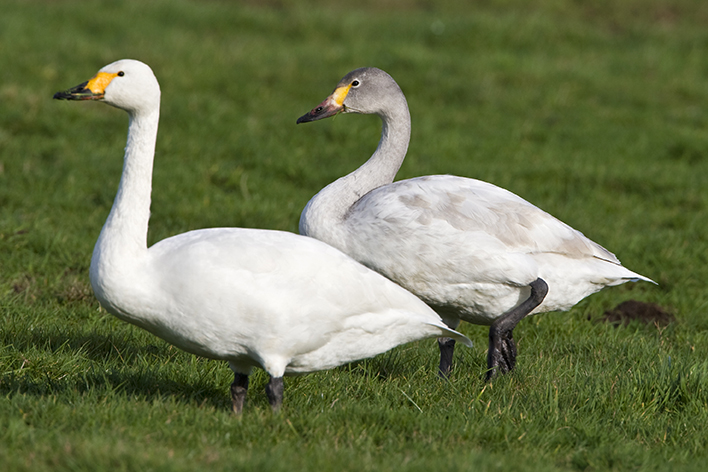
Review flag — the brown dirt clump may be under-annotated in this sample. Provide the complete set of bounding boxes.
[599,300,675,327]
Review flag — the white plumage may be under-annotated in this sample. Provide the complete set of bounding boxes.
[54,60,471,413]
[297,67,654,379]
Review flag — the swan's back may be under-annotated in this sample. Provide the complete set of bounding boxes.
[349,175,617,259]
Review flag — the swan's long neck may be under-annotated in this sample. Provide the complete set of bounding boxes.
[300,96,411,243]
[90,107,159,302]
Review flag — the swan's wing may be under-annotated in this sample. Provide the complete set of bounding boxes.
[147,228,470,373]
[368,175,617,259]
[343,175,623,287]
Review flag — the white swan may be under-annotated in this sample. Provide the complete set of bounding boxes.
[296,67,654,380]
[53,60,472,413]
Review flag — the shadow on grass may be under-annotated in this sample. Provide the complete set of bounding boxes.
[0,368,230,411]
[338,340,485,386]
[342,349,423,381]
[2,328,165,363]
[1,328,231,411]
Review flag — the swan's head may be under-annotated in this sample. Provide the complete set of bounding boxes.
[54,59,160,114]
[296,67,404,124]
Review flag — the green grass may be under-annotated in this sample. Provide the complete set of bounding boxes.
[2,0,708,470]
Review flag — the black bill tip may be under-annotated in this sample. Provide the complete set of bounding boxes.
[296,109,321,124]
[296,100,342,124]
[53,81,101,101]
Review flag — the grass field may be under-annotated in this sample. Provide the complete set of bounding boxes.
[2,0,708,470]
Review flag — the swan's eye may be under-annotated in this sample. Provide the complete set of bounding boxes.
[117,71,125,77]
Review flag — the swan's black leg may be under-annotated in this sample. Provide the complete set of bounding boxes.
[486,278,549,381]
[230,372,250,415]
[437,337,457,378]
[265,376,284,412]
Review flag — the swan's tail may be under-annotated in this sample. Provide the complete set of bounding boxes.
[428,323,473,348]
[609,267,656,286]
